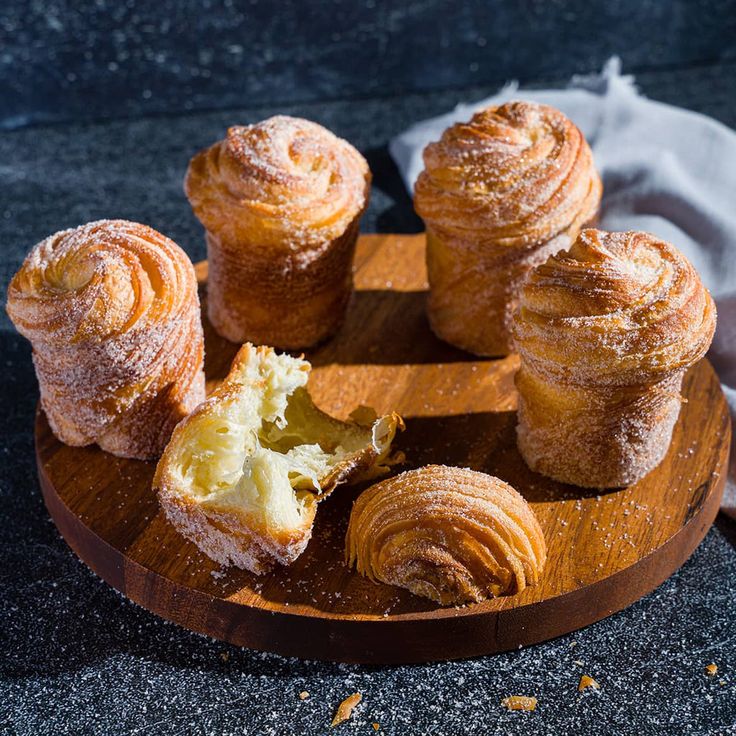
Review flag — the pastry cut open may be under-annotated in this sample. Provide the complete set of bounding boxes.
[154,343,403,573]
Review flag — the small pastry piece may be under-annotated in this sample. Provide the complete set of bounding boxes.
[414,101,601,356]
[346,465,546,605]
[6,219,205,460]
[154,343,402,573]
[578,675,600,692]
[185,115,371,349]
[501,696,538,712]
[513,228,717,488]
[331,693,362,727]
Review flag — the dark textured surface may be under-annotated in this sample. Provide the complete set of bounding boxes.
[1,46,736,736]
[2,0,736,129]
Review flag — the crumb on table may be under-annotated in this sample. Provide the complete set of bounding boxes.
[331,692,362,726]
[578,675,601,691]
[501,695,537,711]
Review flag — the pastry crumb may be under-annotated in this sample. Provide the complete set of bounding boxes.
[501,696,537,711]
[705,663,718,677]
[299,691,310,700]
[219,651,229,662]
[372,723,380,731]
[331,692,361,726]
[578,675,600,691]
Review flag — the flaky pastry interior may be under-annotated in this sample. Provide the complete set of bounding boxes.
[154,343,403,573]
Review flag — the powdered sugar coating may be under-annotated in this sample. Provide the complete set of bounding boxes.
[183,116,371,348]
[415,101,601,249]
[414,101,601,356]
[513,228,717,488]
[185,115,370,250]
[6,219,205,460]
[514,229,717,386]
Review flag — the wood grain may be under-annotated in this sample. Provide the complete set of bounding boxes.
[35,234,731,664]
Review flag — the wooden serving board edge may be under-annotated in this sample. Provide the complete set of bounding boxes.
[36,409,728,664]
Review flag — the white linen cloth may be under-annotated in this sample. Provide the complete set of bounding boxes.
[389,58,736,515]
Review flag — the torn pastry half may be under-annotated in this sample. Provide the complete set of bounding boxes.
[154,343,403,574]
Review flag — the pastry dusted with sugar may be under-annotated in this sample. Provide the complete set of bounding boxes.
[185,115,370,349]
[513,228,716,488]
[6,219,205,460]
[154,343,403,573]
[346,465,546,605]
[414,101,601,356]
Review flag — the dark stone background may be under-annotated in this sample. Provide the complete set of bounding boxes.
[0,2,735,734]
[2,0,736,129]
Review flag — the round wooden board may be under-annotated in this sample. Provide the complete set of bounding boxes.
[35,234,730,664]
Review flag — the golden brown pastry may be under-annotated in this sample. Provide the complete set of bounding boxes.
[185,115,371,349]
[154,343,402,573]
[6,219,205,460]
[414,101,602,356]
[346,465,546,605]
[513,228,717,488]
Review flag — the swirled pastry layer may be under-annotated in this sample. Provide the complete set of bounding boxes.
[185,115,370,347]
[346,465,546,605]
[155,343,403,573]
[414,101,601,356]
[514,229,716,386]
[185,115,370,251]
[6,219,205,459]
[513,228,716,487]
[415,101,601,248]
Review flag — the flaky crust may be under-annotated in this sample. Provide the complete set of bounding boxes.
[6,219,205,460]
[346,465,546,605]
[414,101,601,356]
[154,343,403,574]
[513,228,717,487]
[185,115,371,348]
